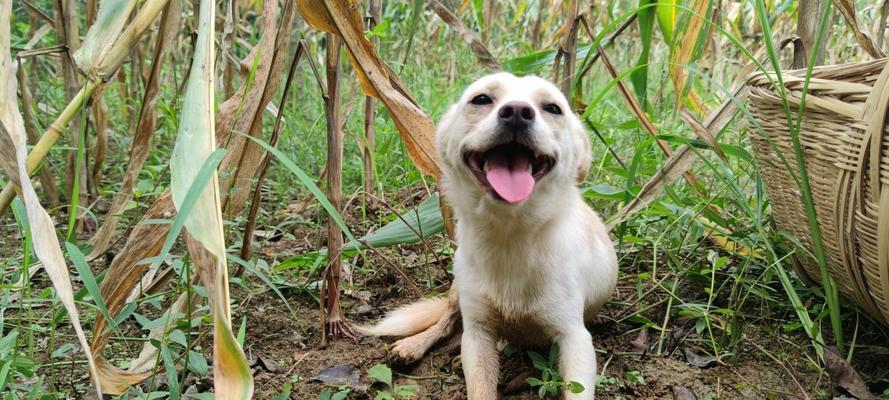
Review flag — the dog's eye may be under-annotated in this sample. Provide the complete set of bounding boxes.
[470,94,493,105]
[542,103,562,115]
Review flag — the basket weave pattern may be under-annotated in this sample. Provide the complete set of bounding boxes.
[748,59,889,325]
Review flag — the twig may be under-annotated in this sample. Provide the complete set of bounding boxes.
[746,336,811,400]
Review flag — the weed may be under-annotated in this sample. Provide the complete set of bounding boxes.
[367,363,419,400]
[526,345,585,398]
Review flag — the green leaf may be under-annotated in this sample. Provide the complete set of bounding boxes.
[631,0,655,110]
[161,345,180,400]
[245,135,356,244]
[394,383,418,398]
[187,350,209,377]
[346,193,444,251]
[65,242,117,333]
[367,364,393,387]
[527,351,546,366]
[567,381,585,394]
[656,0,676,44]
[526,377,544,387]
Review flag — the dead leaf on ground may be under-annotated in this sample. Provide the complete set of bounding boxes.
[500,370,534,396]
[823,347,876,400]
[315,365,368,391]
[672,385,696,400]
[684,348,717,369]
[630,328,650,353]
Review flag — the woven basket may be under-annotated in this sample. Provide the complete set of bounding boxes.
[747,58,889,326]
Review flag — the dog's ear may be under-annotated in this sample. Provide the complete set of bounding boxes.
[574,126,592,183]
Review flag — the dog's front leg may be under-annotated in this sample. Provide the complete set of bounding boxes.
[461,321,499,399]
[557,326,596,400]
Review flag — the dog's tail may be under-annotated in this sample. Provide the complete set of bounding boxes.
[356,297,449,337]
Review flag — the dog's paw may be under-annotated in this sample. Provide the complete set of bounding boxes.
[389,336,429,363]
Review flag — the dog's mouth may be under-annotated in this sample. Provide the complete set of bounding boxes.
[463,143,555,204]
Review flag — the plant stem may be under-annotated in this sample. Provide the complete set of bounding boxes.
[0,79,101,214]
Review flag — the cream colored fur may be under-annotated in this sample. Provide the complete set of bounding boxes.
[362,73,617,400]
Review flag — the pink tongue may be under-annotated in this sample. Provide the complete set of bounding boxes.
[485,154,535,204]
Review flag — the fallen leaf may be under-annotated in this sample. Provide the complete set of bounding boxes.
[672,385,696,400]
[256,357,280,373]
[823,347,876,400]
[684,348,717,369]
[315,365,368,391]
[630,329,650,353]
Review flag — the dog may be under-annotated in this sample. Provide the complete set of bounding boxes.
[359,73,617,399]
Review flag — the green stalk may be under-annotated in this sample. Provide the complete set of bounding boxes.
[66,106,90,242]
[0,79,101,213]
[793,0,843,354]
[753,0,843,354]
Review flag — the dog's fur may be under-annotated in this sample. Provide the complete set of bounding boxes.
[360,73,617,399]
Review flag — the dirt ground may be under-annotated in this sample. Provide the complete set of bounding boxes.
[237,223,836,400]
[241,271,828,400]
[3,197,888,399]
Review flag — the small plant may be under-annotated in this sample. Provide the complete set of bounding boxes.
[624,370,645,386]
[525,345,585,398]
[367,363,419,400]
[318,385,351,400]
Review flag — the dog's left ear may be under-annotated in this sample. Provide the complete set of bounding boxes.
[574,127,592,183]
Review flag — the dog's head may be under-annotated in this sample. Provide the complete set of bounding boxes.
[436,73,591,208]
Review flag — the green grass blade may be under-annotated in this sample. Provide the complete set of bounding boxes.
[65,242,118,333]
[245,135,356,243]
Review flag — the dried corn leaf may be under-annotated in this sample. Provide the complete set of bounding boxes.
[679,108,727,163]
[88,0,180,257]
[668,0,712,110]
[221,0,297,217]
[299,0,440,177]
[0,1,102,394]
[297,0,378,97]
[95,0,171,78]
[73,0,137,76]
[834,0,885,59]
[90,194,171,393]
[428,0,500,70]
[171,0,252,397]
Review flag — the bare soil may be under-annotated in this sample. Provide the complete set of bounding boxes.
[3,198,888,399]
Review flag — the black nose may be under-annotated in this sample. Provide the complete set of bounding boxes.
[498,101,535,130]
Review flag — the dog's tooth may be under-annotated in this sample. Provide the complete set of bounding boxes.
[483,161,491,172]
[526,163,533,173]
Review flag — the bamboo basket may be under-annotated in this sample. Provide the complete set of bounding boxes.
[747,58,889,326]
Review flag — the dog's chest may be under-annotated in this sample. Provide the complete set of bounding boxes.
[488,307,553,346]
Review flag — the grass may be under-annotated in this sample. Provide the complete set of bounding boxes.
[2,0,889,398]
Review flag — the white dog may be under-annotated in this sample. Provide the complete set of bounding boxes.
[360,73,617,400]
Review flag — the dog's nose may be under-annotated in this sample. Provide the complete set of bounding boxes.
[498,101,535,130]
